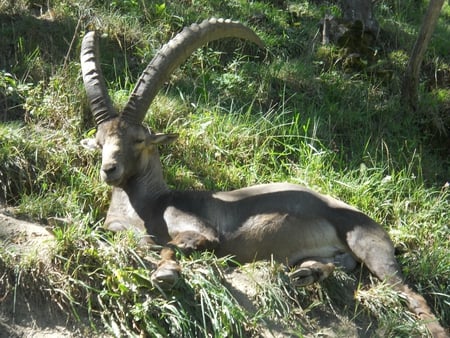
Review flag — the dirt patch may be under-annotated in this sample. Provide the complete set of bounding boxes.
[0,210,101,338]
[0,211,55,260]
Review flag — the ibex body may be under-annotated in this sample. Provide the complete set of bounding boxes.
[80,18,447,337]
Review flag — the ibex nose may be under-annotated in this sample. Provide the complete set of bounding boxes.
[100,162,124,185]
[101,163,117,175]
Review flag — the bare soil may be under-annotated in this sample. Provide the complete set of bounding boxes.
[0,210,93,338]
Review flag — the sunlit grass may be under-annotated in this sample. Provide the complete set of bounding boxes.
[0,0,449,336]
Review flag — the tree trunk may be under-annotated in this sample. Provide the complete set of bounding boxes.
[339,0,379,36]
[321,0,379,66]
[401,0,444,112]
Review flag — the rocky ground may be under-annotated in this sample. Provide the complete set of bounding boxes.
[0,210,91,337]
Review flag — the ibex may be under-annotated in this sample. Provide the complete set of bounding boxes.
[80,18,447,337]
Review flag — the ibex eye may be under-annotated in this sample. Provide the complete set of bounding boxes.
[134,139,145,144]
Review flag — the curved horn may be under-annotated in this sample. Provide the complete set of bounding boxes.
[122,18,264,124]
[80,31,118,125]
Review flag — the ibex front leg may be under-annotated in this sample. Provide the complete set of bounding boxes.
[152,208,220,288]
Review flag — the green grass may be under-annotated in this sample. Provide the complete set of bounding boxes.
[0,0,449,336]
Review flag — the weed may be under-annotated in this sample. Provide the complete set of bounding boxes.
[0,0,449,336]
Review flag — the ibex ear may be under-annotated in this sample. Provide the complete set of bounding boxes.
[148,133,179,145]
[81,138,100,150]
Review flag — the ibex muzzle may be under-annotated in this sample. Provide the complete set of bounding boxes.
[80,19,447,337]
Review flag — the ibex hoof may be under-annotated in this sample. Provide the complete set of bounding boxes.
[289,261,335,286]
[289,267,317,286]
[151,261,181,289]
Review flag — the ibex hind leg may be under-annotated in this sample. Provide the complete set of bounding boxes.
[346,225,403,284]
[347,226,448,338]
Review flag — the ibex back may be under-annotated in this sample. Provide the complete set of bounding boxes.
[80,18,447,337]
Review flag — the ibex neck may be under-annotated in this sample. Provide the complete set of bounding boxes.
[123,164,170,201]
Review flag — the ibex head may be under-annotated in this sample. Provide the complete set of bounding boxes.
[81,118,177,186]
[80,19,264,187]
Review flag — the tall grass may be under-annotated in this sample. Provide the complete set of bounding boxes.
[0,0,449,336]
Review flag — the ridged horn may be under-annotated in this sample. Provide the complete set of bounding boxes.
[80,31,118,125]
[122,18,264,124]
